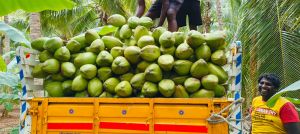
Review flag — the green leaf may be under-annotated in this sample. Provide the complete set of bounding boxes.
[0,72,19,89]
[0,56,6,72]
[267,80,300,107]
[4,102,13,112]
[0,0,76,16]
[94,25,118,36]
[0,21,30,46]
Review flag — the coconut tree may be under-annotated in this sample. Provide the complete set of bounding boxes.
[236,0,300,106]
[30,13,42,39]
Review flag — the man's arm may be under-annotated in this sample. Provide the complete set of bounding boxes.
[136,0,146,17]
[157,0,169,26]
[284,123,300,134]
[280,102,300,134]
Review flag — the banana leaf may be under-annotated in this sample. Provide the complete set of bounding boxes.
[0,0,75,16]
[267,80,300,107]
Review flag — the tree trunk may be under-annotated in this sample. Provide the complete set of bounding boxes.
[3,16,10,64]
[203,0,211,33]
[30,13,42,40]
[216,0,223,30]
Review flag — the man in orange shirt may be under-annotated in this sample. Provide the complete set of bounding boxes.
[251,73,300,134]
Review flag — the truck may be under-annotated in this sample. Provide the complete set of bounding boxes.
[16,37,243,134]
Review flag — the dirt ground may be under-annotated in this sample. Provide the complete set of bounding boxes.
[0,105,19,133]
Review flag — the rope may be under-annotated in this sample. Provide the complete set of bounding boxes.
[207,98,245,131]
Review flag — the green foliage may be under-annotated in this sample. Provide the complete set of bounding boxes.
[236,0,300,106]
[267,80,300,107]
[0,21,30,46]
[0,56,6,72]
[0,72,20,114]
[0,0,75,16]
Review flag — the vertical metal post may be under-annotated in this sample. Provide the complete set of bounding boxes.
[17,47,31,134]
[231,41,243,134]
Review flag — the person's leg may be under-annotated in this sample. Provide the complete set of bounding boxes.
[136,0,146,17]
[188,0,202,31]
[167,0,184,32]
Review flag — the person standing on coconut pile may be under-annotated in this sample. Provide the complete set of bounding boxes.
[136,0,202,32]
[251,73,300,134]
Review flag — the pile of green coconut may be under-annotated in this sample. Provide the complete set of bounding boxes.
[31,14,228,98]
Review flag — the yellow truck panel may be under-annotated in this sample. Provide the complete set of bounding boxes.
[28,98,230,134]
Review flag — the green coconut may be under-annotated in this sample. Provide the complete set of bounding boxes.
[190,59,209,78]
[211,50,227,66]
[66,39,81,54]
[152,27,167,43]
[31,37,49,51]
[42,58,60,74]
[119,73,134,82]
[96,50,114,67]
[32,63,48,78]
[186,30,205,48]
[88,78,103,97]
[80,64,97,79]
[160,46,176,55]
[159,31,175,48]
[139,16,153,28]
[214,84,226,98]
[207,63,228,84]
[62,80,75,97]
[97,67,112,81]
[72,75,88,92]
[51,73,66,81]
[201,74,219,90]
[195,43,211,61]
[39,50,53,62]
[137,61,152,73]
[44,37,64,53]
[99,91,113,98]
[142,82,158,97]
[173,32,186,46]
[110,47,124,58]
[175,43,194,60]
[144,64,162,83]
[127,16,140,29]
[134,26,149,41]
[130,73,145,90]
[111,56,131,75]
[102,36,123,49]
[44,81,64,97]
[120,24,133,39]
[140,45,160,62]
[173,60,193,76]
[74,52,97,67]
[157,54,174,71]
[173,85,189,98]
[184,77,201,93]
[85,29,100,44]
[190,89,215,98]
[158,79,175,97]
[124,37,137,46]
[137,35,155,48]
[107,14,126,27]
[54,47,71,62]
[115,81,133,97]
[86,39,105,53]
[124,46,141,64]
[103,77,120,94]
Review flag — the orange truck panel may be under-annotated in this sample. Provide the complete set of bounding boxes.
[28,98,230,134]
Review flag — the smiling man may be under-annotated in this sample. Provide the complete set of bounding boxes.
[251,73,300,134]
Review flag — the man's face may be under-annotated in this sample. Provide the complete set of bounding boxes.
[258,78,276,100]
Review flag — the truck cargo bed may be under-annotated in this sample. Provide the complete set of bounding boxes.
[27,98,230,134]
